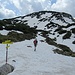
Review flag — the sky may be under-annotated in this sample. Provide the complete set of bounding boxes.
[0,0,75,20]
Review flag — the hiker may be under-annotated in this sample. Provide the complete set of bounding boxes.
[33,38,38,51]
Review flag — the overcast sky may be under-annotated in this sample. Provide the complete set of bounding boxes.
[0,0,75,19]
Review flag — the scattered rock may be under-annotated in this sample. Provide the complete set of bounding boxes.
[53,48,75,57]
[40,40,44,42]
[72,40,75,44]
[63,31,71,39]
[71,52,75,57]
[62,51,72,56]
[53,49,63,54]
[12,60,16,62]
[27,46,32,48]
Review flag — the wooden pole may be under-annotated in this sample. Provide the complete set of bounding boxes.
[6,44,8,64]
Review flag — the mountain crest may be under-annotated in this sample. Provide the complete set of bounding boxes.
[0,11,75,57]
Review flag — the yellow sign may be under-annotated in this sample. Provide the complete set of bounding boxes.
[2,40,13,44]
[6,45,10,48]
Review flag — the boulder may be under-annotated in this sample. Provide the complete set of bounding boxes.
[0,63,14,75]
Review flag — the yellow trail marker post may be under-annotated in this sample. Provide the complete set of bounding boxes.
[2,40,13,64]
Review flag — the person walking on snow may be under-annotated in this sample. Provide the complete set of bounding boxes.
[33,38,38,51]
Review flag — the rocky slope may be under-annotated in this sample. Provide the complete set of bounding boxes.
[0,11,75,57]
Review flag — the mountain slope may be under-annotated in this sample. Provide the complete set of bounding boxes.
[0,11,75,55]
[0,11,75,30]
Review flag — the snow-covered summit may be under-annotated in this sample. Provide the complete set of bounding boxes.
[14,11,75,29]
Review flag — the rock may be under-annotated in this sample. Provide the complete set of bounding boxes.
[62,51,72,56]
[0,63,14,75]
[71,52,75,57]
[53,49,75,57]
[40,40,44,42]
[53,49,63,54]
[27,46,32,48]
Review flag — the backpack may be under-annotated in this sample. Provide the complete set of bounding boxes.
[34,40,38,45]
